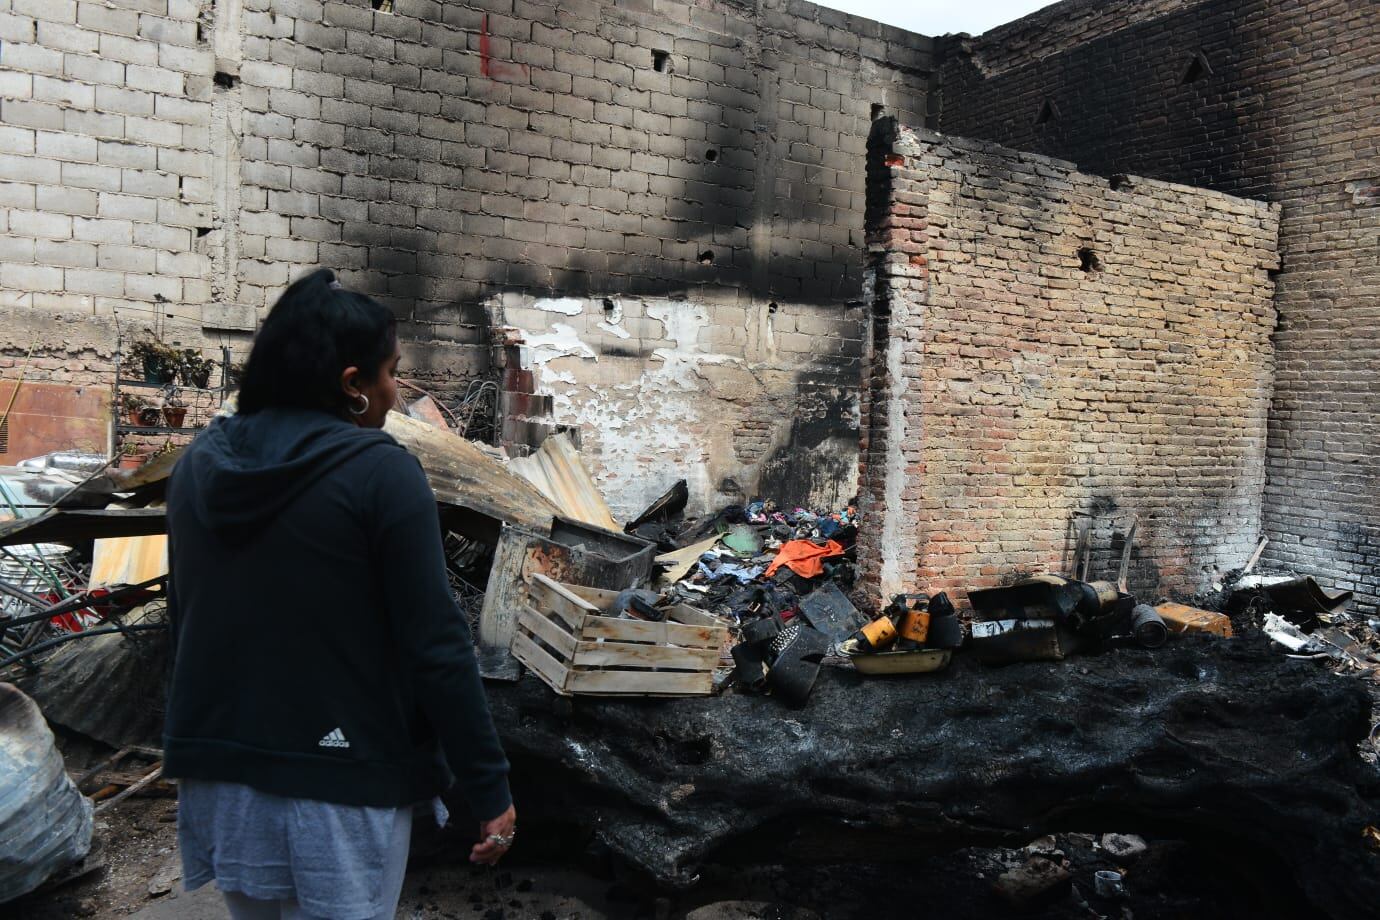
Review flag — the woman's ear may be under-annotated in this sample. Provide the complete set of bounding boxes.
[339,365,362,397]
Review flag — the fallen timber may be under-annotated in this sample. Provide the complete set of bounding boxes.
[484,635,1380,919]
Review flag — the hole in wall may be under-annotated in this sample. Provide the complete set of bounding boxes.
[767,301,778,314]
[698,250,715,265]
[196,226,213,237]
[195,21,206,42]
[1109,174,1132,191]
[602,297,616,316]
[883,153,905,167]
[1034,98,1058,126]
[704,148,718,162]
[652,49,672,73]
[1180,51,1212,85]
[1078,247,1101,273]
[870,102,886,121]
[213,71,239,89]
[371,0,394,11]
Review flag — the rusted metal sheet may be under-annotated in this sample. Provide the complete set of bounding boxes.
[506,432,619,533]
[0,381,108,463]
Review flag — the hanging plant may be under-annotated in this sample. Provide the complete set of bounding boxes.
[129,338,180,385]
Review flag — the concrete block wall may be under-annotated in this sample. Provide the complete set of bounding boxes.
[937,0,1380,608]
[856,121,1280,608]
[221,0,931,499]
[1,0,930,498]
[0,0,216,394]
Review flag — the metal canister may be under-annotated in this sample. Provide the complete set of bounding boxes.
[1131,604,1168,648]
[859,616,899,651]
[898,608,930,644]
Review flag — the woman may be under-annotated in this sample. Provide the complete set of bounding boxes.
[164,269,515,920]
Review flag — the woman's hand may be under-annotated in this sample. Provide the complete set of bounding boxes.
[470,804,516,865]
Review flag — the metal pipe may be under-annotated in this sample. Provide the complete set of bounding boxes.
[0,622,165,669]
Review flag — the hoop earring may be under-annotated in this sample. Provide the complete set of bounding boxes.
[349,393,370,416]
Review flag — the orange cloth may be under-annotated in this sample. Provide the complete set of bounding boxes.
[764,539,846,579]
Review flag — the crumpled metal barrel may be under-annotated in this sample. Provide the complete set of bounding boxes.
[0,682,93,904]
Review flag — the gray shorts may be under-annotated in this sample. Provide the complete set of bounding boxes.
[178,779,412,920]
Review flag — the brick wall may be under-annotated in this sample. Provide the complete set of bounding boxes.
[856,122,1279,608]
[938,0,1380,608]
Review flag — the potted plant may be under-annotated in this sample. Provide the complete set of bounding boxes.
[162,389,188,428]
[118,442,150,469]
[129,337,180,385]
[122,394,161,427]
[178,349,216,389]
[120,393,146,426]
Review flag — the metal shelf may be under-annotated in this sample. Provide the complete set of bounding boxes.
[116,378,221,392]
[115,424,204,435]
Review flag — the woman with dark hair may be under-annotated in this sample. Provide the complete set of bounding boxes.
[163,269,515,920]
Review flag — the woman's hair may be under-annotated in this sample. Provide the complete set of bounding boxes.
[237,269,397,415]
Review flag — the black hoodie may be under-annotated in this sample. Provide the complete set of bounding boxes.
[163,408,511,819]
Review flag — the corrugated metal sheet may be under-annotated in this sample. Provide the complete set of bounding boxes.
[507,433,619,533]
[383,412,559,532]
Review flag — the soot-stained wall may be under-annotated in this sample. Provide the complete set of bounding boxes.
[857,122,1279,608]
[0,0,932,497]
[227,0,931,506]
[937,0,1380,609]
[491,291,862,518]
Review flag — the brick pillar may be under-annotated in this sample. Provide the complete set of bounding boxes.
[855,118,932,610]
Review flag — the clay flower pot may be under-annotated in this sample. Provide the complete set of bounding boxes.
[163,406,188,427]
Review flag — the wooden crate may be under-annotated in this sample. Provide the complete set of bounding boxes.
[511,573,730,697]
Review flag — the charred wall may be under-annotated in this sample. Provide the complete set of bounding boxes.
[856,121,1279,607]
[225,0,931,502]
[0,0,931,493]
[937,0,1380,608]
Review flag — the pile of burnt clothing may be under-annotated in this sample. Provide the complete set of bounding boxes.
[658,501,859,600]
[623,488,862,707]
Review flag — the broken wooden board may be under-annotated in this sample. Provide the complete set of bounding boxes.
[476,521,656,680]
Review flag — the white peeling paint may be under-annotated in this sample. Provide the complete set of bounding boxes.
[533,297,584,316]
[497,294,857,520]
[597,321,631,339]
[523,322,596,367]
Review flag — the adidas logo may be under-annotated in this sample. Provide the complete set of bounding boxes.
[318,727,350,749]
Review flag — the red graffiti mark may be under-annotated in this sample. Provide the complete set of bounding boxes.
[480,14,529,83]
[480,13,492,78]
